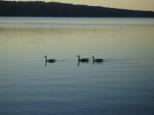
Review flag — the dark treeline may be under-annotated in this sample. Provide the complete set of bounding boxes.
[0,1,154,17]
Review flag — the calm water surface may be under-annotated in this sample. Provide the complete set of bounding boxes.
[0,17,154,115]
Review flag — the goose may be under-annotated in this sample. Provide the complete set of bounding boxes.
[44,56,56,63]
[77,55,89,62]
[92,56,104,63]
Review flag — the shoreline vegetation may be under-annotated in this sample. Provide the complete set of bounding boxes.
[0,1,154,17]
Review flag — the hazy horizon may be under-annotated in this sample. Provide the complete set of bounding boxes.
[6,0,154,11]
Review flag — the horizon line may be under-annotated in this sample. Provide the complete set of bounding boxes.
[2,0,154,12]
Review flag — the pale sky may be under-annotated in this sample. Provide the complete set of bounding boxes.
[9,0,154,11]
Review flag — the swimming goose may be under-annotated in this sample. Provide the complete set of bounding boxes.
[92,56,104,62]
[45,56,56,63]
[77,55,89,62]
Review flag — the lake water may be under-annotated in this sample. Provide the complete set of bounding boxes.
[0,17,154,115]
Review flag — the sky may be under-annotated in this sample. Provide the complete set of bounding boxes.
[9,0,154,11]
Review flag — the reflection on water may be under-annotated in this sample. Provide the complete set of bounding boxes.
[0,27,154,59]
[0,18,154,115]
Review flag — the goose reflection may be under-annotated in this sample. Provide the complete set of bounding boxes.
[77,61,90,66]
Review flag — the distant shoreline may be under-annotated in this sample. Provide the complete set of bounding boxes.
[0,1,154,17]
[1,16,153,18]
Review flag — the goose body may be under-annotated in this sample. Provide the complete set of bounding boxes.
[92,56,104,62]
[45,56,56,63]
[77,55,89,62]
